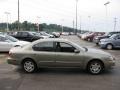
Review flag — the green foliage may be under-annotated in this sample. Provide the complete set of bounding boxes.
[0,21,75,33]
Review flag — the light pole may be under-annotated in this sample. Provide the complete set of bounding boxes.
[73,20,75,33]
[4,12,10,31]
[79,16,82,33]
[37,16,41,32]
[104,1,110,30]
[88,16,91,31]
[75,0,78,35]
[61,19,64,34]
[113,18,117,31]
[18,0,20,31]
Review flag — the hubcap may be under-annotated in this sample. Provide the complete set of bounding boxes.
[107,45,112,50]
[90,63,101,74]
[24,61,34,72]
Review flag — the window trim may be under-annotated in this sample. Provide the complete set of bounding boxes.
[55,42,76,53]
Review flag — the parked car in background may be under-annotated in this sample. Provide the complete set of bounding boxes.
[81,32,92,40]
[0,32,4,34]
[85,32,105,42]
[52,32,60,38]
[0,34,30,52]
[0,32,3,34]
[39,32,54,38]
[30,32,50,39]
[8,38,115,74]
[11,31,43,42]
[93,31,120,45]
[61,32,69,36]
[100,34,120,50]
[69,32,74,35]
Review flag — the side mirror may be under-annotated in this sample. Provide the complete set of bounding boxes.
[74,49,80,53]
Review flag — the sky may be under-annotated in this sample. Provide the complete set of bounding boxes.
[0,0,120,32]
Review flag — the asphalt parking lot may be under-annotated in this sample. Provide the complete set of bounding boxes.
[0,35,120,90]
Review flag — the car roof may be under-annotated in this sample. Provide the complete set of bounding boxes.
[0,34,6,37]
[32,38,70,44]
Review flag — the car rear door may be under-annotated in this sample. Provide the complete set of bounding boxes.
[55,42,83,67]
[32,41,56,67]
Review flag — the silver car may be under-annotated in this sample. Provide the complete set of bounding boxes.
[7,39,115,74]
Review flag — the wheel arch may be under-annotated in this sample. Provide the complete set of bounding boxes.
[106,43,114,47]
[21,57,37,67]
[86,59,105,70]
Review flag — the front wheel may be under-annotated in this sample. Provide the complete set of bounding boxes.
[22,59,37,73]
[87,60,104,75]
[106,44,113,50]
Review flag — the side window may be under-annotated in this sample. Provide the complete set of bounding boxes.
[117,35,120,39]
[17,32,22,36]
[32,42,54,52]
[21,32,28,37]
[0,36,7,42]
[56,42,75,53]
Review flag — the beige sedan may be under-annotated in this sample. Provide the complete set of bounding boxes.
[7,38,115,74]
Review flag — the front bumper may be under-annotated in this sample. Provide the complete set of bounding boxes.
[106,60,115,69]
[99,42,108,48]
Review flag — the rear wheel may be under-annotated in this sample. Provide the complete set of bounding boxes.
[87,60,104,75]
[22,59,37,73]
[106,44,113,50]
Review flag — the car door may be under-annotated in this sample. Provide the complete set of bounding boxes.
[114,35,120,47]
[0,36,13,51]
[32,41,56,67]
[20,32,31,41]
[55,42,83,67]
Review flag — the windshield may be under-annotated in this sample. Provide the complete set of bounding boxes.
[110,34,120,39]
[104,32,114,37]
[5,35,19,42]
[40,32,49,36]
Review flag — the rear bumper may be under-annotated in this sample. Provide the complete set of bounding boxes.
[7,58,20,65]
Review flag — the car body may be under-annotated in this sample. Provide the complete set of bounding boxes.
[7,38,115,74]
[100,34,120,50]
[61,32,69,36]
[39,32,54,38]
[0,32,2,34]
[0,34,30,52]
[93,31,120,45]
[85,32,105,42]
[81,32,92,40]
[12,31,43,42]
[52,32,60,38]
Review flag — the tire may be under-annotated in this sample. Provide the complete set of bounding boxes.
[106,44,113,50]
[87,60,104,75]
[96,43,99,46]
[22,59,37,73]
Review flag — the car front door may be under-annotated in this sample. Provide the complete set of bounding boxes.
[32,41,56,67]
[55,42,83,67]
[114,35,120,47]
